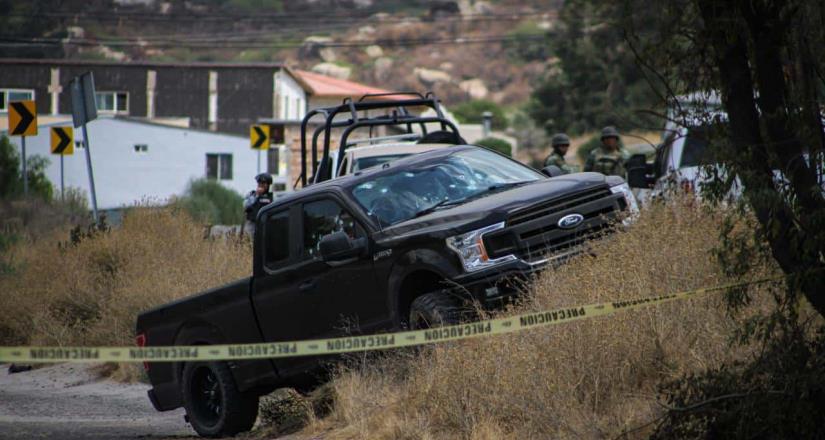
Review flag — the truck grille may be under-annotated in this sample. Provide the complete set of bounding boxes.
[484,185,623,264]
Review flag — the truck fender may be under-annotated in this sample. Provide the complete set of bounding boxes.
[387,248,461,326]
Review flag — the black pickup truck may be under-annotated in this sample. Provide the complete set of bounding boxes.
[136,95,638,437]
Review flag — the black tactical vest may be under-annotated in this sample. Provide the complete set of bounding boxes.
[246,192,273,222]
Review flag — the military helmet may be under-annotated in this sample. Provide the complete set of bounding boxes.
[551,133,571,148]
[600,126,620,139]
[255,173,273,184]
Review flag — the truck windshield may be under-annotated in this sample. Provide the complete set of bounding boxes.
[351,148,543,226]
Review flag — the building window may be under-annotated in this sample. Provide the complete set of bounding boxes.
[95,91,129,114]
[206,153,233,180]
[134,144,148,153]
[0,89,35,112]
[267,148,280,175]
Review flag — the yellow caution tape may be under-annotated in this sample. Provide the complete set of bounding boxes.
[0,277,779,364]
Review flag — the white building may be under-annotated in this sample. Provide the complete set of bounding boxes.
[6,116,284,210]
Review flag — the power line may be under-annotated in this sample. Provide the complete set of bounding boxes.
[0,33,548,50]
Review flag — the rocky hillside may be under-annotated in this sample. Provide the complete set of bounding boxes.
[38,0,562,106]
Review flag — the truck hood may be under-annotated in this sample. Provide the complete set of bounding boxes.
[375,172,610,242]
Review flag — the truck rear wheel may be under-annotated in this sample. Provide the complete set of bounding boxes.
[182,361,259,438]
[409,291,463,329]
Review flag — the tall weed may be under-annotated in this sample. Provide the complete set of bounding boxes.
[315,199,779,439]
[0,207,250,378]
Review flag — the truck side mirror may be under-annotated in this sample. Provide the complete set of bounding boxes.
[626,153,652,188]
[319,231,365,263]
[540,165,564,177]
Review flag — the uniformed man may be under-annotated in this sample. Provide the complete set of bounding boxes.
[243,173,274,236]
[584,126,630,177]
[544,133,574,174]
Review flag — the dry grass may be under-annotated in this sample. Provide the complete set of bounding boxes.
[309,199,778,439]
[0,207,251,380]
[0,197,783,437]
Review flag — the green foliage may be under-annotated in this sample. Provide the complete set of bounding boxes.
[527,0,660,135]
[174,178,244,225]
[451,100,508,130]
[0,135,53,201]
[0,0,65,58]
[476,137,513,157]
[504,21,551,63]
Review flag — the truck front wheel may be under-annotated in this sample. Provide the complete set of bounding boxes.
[182,361,259,438]
[409,291,463,329]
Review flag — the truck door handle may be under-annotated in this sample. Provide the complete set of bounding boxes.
[298,279,317,292]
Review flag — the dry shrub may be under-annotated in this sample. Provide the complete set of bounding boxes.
[0,207,250,379]
[316,199,778,439]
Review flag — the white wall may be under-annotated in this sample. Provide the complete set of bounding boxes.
[11,116,261,210]
[274,71,306,121]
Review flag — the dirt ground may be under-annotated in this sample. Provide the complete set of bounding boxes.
[0,363,193,439]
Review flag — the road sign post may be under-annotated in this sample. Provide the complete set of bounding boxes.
[51,126,74,201]
[70,72,99,221]
[250,124,271,174]
[8,100,38,196]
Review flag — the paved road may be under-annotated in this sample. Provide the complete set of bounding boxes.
[0,363,194,439]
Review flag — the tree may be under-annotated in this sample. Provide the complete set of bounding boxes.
[172,178,244,225]
[615,0,825,435]
[621,0,825,317]
[527,0,660,135]
[0,135,53,201]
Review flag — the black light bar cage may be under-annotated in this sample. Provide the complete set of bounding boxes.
[297,91,461,188]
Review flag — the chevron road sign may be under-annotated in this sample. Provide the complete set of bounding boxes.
[250,124,270,150]
[9,100,37,136]
[51,126,74,155]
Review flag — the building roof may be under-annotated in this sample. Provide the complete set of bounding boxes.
[0,58,286,70]
[294,70,409,100]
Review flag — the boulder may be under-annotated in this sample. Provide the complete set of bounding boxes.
[374,57,393,80]
[459,78,489,99]
[414,67,452,85]
[365,45,384,58]
[312,63,352,80]
[319,47,337,62]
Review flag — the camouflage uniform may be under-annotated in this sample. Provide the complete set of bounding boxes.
[544,152,574,174]
[544,132,575,174]
[584,126,629,177]
[584,146,630,177]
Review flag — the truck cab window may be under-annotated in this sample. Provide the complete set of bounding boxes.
[303,199,363,259]
[264,210,290,269]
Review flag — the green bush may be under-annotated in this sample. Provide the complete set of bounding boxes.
[451,100,508,130]
[174,178,244,225]
[0,135,53,201]
[476,137,513,157]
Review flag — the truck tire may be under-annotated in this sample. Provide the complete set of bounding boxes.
[409,291,463,329]
[181,361,259,438]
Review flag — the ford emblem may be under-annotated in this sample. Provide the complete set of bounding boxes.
[557,213,584,229]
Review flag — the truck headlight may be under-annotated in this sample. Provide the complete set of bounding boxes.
[446,222,517,272]
[610,182,639,221]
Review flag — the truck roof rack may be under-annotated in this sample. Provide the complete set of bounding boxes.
[297,92,462,188]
